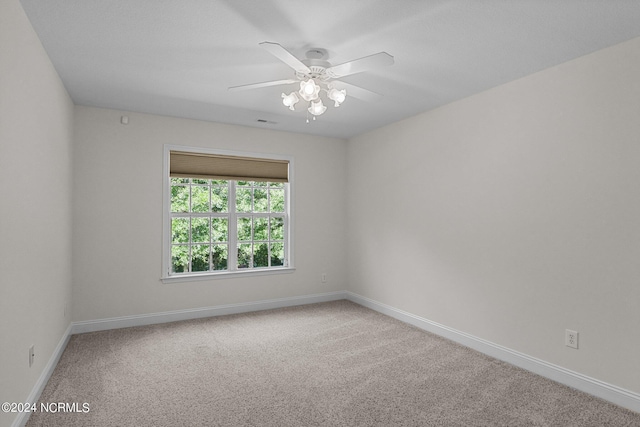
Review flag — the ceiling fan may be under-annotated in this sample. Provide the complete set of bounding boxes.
[229,42,394,121]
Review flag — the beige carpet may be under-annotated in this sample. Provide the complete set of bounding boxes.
[26,300,640,426]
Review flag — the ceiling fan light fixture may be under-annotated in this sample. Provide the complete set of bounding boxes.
[308,99,327,116]
[328,88,347,107]
[299,79,320,101]
[281,92,299,110]
[231,42,394,123]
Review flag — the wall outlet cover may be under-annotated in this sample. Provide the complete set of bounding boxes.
[565,329,579,349]
[29,345,35,367]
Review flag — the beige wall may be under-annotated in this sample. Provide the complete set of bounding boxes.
[72,106,347,321]
[347,37,640,394]
[0,0,74,426]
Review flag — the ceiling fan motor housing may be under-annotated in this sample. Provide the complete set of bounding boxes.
[296,48,331,80]
[297,64,330,81]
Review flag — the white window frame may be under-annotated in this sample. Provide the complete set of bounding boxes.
[161,145,295,283]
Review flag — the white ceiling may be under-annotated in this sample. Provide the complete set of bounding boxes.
[19,0,640,139]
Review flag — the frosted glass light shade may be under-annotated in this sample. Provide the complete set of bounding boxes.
[308,99,327,116]
[299,79,320,101]
[328,88,346,107]
[281,92,299,110]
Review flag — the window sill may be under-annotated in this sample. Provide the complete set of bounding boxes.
[161,267,295,284]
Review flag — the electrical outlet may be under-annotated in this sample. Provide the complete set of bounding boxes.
[321,273,327,283]
[565,329,579,349]
[29,345,35,367]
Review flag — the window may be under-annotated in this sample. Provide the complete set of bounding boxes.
[162,146,293,281]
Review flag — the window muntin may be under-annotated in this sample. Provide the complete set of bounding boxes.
[169,178,288,275]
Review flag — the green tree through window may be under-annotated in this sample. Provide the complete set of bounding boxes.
[169,178,287,275]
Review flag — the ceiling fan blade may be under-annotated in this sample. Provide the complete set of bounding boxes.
[259,41,311,75]
[326,52,394,78]
[331,82,382,102]
[228,79,297,92]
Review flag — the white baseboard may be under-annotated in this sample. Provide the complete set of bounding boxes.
[15,289,639,427]
[71,291,348,334]
[344,291,640,414]
[13,292,344,427]
[12,323,73,427]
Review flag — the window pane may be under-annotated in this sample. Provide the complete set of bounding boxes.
[212,244,228,270]
[254,243,268,267]
[270,242,284,267]
[171,185,189,213]
[212,185,228,213]
[270,217,284,240]
[168,178,288,275]
[171,218,189,244]
[191,244,210,272]
[236,188,252,213]
[237,217,252,241]
[238,243,252,269]
[270,189,284,212]
[212,218,228,242]
[191,185,210,212]
[254,217,268,241]
[171,245,189,273]
[191,217,210,243]
[254,188,268,212]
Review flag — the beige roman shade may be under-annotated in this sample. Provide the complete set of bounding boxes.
[170,151,289,183]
